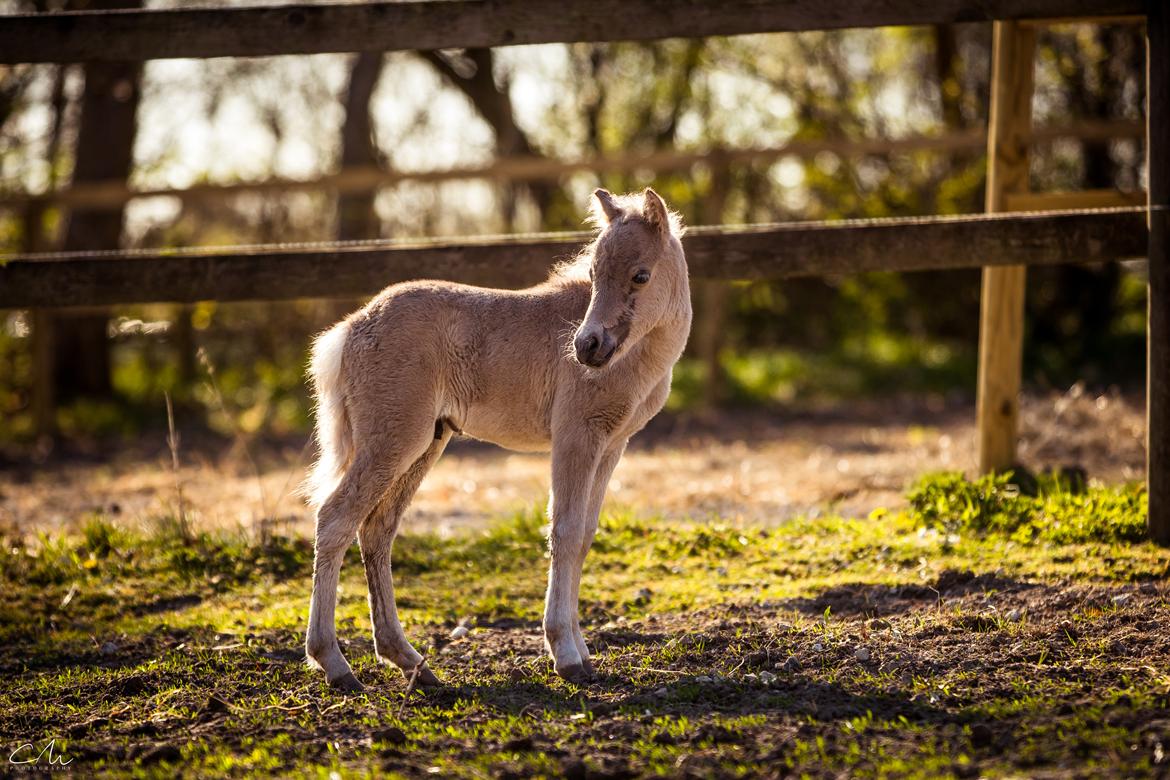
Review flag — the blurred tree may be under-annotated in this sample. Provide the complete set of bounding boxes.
[0,20,1154,446]
[322,51,386,321]
[420,48,559,229]
[1026,24,1146,385]
[338,52,384,242]
[46,0,143,403]
[26,64,67,440]
[934,25,964,133]
[0,67,33,131]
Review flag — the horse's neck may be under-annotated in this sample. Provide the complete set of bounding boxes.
[656,265,693,361]
[635,315,690,381]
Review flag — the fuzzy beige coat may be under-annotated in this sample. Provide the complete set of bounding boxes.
[304,188,692,689]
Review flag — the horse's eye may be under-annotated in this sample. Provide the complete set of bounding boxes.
[632,270,651,285]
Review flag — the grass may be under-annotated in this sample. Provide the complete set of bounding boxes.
[1,474,1168,778]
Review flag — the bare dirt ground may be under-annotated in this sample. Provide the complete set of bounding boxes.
[0,386,1147,537]
[0,386,1163,777]
[7,563,1168,777]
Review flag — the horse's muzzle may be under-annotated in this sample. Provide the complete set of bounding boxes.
[575,330,618,368]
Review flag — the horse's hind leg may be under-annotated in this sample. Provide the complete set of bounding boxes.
[306,425,434,691]
[306,452,393,690]
[359,426,453,687]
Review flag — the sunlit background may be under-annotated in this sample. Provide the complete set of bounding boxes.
[0,3,1150,532]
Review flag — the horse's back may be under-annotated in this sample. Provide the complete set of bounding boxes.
[340,278,583,452]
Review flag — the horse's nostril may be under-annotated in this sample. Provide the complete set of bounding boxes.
[575,332,603,364]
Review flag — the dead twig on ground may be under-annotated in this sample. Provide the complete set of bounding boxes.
[252,701,313,713]
[398,661,425,718]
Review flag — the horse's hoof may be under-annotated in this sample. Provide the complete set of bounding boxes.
[405,663,443,688]
[329,672,365,692]
[581,657,597,677]
[557,663,595,685]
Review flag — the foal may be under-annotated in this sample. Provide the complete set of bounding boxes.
[304,188,692,690]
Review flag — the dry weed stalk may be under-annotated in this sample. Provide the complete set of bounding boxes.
[164,391,191,540]
[271,435,314,535]
[197,347,270,539]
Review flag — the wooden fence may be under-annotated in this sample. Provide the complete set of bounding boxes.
[0,121,1144,213]
[0,1,1146,63]
[0,209,1148,307]
[0,0,1166,544]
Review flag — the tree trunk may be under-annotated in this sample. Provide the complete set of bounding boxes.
[337,52,383,242]
[933,25,963,132]
[28,63,68,441]
[420,48,556,227]
[1027,25,1140,382]
[326,52,385,321]
[50,0,143,402]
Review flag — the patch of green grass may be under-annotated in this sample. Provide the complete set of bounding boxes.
[0,478,1167,778]
[908,471,1149,544]
[0,514,314,590]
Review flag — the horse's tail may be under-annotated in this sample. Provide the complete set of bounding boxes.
[303,320,354,510]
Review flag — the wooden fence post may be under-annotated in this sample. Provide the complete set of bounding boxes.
[1147,1,1169,544]
[976,20,1036,473]
[695,158,731,410]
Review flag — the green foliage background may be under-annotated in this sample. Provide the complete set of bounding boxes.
[0,22,1150,444]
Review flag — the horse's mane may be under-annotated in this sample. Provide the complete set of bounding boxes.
[549,193,684,284]
[549,238,599,284]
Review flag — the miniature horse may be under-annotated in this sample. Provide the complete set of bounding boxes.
[304,188,692,690]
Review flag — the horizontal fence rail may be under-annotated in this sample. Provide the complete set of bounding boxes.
[0,0,1146,64]
[0,208,1148,308]
[0,121,1145,213]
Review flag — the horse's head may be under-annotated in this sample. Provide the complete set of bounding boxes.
[572,188,689,369]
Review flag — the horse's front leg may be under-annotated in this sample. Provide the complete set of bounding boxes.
[570,441,626,676]
[544,434,603,683]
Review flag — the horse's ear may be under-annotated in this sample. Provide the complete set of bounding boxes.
[592,188,623,225]
[642,188,670,237]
